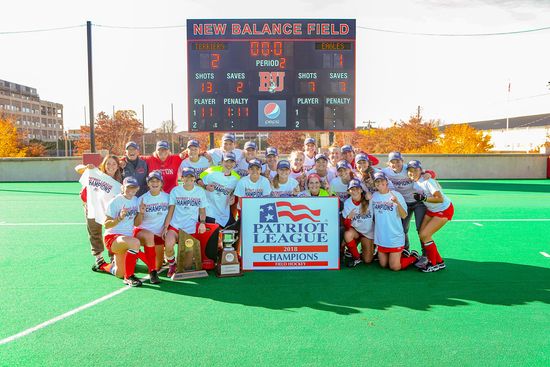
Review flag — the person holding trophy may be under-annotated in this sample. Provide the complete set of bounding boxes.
[162,167,208,278]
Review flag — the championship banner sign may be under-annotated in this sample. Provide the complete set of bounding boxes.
[241,197,340,270]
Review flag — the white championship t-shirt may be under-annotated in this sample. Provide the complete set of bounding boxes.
[329,176,351,204]
[169,185,207,234]
[261,164,278,180]
[200,167,240,226]
[413,178,451,213]
[138,191,170,236]
[234,175,272,198]
[79,168,121,225]
[104,194,139,236]
[381,165,416,203]
[370,190,407,248]
[178,156,211,180]
[342,197,374,239]
[303,153,316,171]
[270,177,299,197]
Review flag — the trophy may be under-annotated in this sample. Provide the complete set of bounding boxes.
[216,229,242,277]
[172,232,209,280]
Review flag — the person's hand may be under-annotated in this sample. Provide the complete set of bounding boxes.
[119,207,128,219]
[414,193,427,202]
[347,209,356,219]
[139,201,146,214]
[198,222,206,234]
[161,225,169,239]
[206,184,215,192]
[390,192,399,205]
[264,168,271,178]
[203,151,212,163]
[366,191,373,201]
[228,195,236,205]
[119,160,127,169]
[86,164,95,170]
[422,172,432,180]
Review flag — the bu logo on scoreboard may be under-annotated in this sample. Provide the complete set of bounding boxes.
[259,72,285,93]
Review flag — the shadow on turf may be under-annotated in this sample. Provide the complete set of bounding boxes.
[441,181,550,193]
[137,259,550,315]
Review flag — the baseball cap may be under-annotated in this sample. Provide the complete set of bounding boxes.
[222,133,236,142]
[355,153,369,163]
[315,153,328,161]
[146,170,163,182]
[373,172,387,181]
[336,160,351,170]
[186,139,199,148]
[304,137,316,145]
[123,176,139,187]
[407,160,422,169]
[347,179,363,190]
[244,141,257,150]
[265,147,278,156]
[341,145,353,153]
[277,160,291,170]
[247,159,262,169]
[125,141,139,150]
[180,167,196,177]
[223,152,237,162]
[156,140,169,150]
[388,151,403,161]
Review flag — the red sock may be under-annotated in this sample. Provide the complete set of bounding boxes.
[346,239,360,259]
[423,241,440,265]
[137,251,147,264]
[400,256,416,270]
[125,249,139,278]
[433,241,444,263]
[144,246,156,272]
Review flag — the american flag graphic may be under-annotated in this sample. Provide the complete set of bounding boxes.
[259,201,320,223]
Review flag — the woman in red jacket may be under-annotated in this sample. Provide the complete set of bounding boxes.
[142,140,184,194]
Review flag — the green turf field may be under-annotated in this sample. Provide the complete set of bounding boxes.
[0,180,549,366]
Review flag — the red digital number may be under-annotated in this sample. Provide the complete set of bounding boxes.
[261,42,270,57]
[250,41,259,57]
[202,107,214,118]
[244,107,249,117]
[339,81,347,92]
[279,57,286,69]
[273,41,282,56]
[227,107,231,118]
[211,53,220,69]
[236,81,244,93]
[308,81,316,93]
[201,81,213,94]
[339,53,343,67]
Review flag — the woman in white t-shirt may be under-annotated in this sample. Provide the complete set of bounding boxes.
[103,177,143,287]
[329,160,355,206]
[341,179,374,267]
[133,171,169,283]
[289,150,307,191]
[178,139,211,183]
[371,172,419,272]
[162,167,208,277]
[407,160,454,273]
[262,147,279,181]
[271,160,300,197]
[234,159,272,201]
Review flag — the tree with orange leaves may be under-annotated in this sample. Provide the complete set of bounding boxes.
[433,124,493,153]
[266,131,305,154]
[0,115,27,157]
[75,110,143,155]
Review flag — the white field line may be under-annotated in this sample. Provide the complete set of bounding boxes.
[473,222,483,227]
[540,252,550,258]
[0,267,167,346]
[0,223,85,226]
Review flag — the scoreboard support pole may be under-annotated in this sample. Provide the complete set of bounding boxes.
[209,132,215,149]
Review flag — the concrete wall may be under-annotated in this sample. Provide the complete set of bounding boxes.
[0,157,82,182]
[0,154,548,181]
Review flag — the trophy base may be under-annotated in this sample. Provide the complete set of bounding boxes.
[171,270,209,280]
[216,264,243,278]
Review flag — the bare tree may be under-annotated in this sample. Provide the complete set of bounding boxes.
[159,119,178,151]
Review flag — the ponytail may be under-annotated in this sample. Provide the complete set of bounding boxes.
[273,173,280,189]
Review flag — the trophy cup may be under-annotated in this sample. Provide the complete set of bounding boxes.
[172,232,209,280]
[216,229,242,277]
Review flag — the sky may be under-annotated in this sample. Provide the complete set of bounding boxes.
[1,0,549,131]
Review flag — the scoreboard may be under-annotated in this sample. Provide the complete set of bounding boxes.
[187,19,356,132]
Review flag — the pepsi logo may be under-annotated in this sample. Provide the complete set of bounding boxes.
[264,102,280,119]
